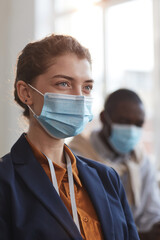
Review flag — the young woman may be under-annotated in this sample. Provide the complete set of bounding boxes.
[0,34,139,240]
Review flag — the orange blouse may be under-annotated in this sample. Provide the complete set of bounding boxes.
[26,137,104,240]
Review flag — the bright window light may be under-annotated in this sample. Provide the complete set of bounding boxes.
[55,0,101,13]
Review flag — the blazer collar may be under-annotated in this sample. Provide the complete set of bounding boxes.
[11,134,115,240]
[11,134,82,240]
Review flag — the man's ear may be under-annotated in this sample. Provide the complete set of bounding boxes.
[100,110,112,126]
[16,81,33,105]
[100,110,106,124]
[100,110,111,138]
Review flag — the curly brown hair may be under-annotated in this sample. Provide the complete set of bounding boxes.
[14,34,92,117]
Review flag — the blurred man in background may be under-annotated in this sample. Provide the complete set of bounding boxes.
[69,89,160,240]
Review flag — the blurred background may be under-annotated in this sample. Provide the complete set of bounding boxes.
[0,0,160,174]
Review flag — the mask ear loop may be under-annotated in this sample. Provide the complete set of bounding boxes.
[27,104,37,117]
[28,84,44,96]
[26,84,44,117]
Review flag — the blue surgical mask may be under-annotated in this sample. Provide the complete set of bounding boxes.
[28,84,93,139]
[108,123,142,154]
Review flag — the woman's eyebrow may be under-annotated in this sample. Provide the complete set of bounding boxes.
[52,74,74,81]
[51,74,94,82]
[85,79,94,83]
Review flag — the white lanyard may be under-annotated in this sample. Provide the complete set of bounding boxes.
[46,152,80,232]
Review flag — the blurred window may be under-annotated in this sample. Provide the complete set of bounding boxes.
[105,0,154,161]
[35,0,158,165]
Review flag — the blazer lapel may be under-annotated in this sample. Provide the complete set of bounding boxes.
[77,158,115,240]
[11,134,82,240]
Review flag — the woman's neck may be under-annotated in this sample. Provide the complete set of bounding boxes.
[27,121,66,168]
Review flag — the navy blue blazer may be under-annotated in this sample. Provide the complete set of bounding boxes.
[0,134,139,240]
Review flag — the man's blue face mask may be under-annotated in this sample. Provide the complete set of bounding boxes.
[108,123,142,154]
[27,84,93,139]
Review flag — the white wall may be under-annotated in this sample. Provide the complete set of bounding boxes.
[153,0,160,167]
[0,0,35,156]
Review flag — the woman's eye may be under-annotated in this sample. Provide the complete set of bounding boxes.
[57,82,69,87]
[83,85,93,92]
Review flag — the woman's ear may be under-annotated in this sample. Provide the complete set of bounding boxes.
[16,81,33,105]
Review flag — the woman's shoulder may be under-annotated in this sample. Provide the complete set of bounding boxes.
[0,152,14,182]
[76,154,121,188]
[0,152,12,166]
[76,153,117,171]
